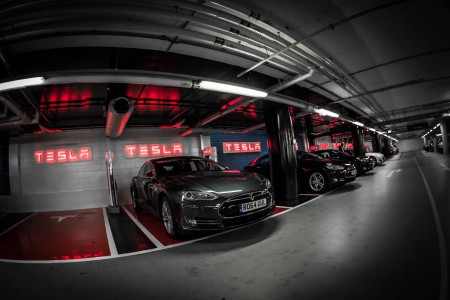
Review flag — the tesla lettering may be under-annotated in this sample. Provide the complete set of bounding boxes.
[34,148,92,164]
[124,143,184,158]
[222,142,261,153]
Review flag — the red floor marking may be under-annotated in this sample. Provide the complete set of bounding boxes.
[273,207,289,214]
[0,208,110,261]
[123,205,189,246]
[124,205,289,247]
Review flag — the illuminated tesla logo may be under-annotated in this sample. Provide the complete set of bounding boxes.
[34,148,92,164]
[223,142,261,153]
[124,143,184,158]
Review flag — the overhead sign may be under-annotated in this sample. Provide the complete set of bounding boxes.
[34,148,92,164]
[223,142,261,153]
[407,123,428,131]
[124,143,183,158]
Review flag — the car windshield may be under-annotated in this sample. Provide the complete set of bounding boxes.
[154,157,226,175]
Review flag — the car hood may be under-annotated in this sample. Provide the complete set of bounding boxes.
[168,171,268,198]
[302,158,352,167]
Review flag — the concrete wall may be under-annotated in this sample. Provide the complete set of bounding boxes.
[0,128,203,213]
[398,138,423,152]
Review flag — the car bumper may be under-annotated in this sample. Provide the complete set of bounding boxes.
[328,166,357,184]
[179,190,275,231]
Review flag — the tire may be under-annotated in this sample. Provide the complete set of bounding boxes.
[161,197,179,238]
[131,187,142,212]
[308,172,328,192]
[369,156,377,166]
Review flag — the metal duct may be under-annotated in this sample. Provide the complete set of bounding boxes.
[105,97,134,138]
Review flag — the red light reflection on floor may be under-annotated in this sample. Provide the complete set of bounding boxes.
[0,208,110,261]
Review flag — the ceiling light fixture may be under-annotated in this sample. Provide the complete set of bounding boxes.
[198,80,268,98]
[0,76,45,92]
[352,121,364,127]
[314,108,339,118]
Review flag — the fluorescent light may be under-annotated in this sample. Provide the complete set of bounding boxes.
[376,131,384,135]
[368,128,376,132]
[314,108,339,118]
[0,77,44,92]
[437,133,442,136]
[352,121,364,127]
[199,81,268,98]
[387,130,392,133]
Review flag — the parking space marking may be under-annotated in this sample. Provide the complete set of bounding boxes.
[387,169,402,178]
[0,213,36,237]
[440,163,448,170]
[122,206,164,248]
[415,158,447,300]
[102,208,118,257]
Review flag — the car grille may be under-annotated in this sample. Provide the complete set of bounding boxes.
[218,190,272,218]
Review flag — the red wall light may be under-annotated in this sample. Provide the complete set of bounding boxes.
[34,148,92,164]
[125,143,184,158]
[223,142,261,153]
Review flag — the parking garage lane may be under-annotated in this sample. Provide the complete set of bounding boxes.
[0,151,446,299]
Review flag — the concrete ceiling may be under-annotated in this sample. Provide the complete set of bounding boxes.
[0,0,448,139]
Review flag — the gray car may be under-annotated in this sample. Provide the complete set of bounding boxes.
[131,156,275,238]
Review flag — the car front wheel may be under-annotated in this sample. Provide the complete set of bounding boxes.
[131,187,142,211]
[369,157,377,166]
[308,172,327,192]
[161,197,178,238]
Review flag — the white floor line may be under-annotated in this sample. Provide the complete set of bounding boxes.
[102,207,118,257]
[122,206,164,248]
[0,212,36,237]
[415,158,447,300]
[440,163,448,169]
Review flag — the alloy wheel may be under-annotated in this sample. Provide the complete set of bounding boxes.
[309,172,325,192]
[162,201,174,236]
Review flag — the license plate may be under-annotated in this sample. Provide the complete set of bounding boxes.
[239,198,267,213]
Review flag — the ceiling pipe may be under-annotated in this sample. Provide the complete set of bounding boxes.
[0,95,33,124]
[105,97,134,138]
[181,69,314,136]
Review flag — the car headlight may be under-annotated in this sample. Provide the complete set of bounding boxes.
[325,163,344,170]
[180,191,218,201]
[264,179,272,189]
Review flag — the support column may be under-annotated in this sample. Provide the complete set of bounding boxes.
[263,101,298,205]
[440,120,449,155]
[372,133,381,152]
[351,126,364,156]
[382,137,390,156]
[433,137,437,152]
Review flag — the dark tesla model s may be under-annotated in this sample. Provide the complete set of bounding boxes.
[131,156,274,238]
[244,151,356,193]
[313,149,373,175]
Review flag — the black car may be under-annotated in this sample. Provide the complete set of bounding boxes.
[131,156,275,238]
[313,149,373,175]
[244,151,357,193]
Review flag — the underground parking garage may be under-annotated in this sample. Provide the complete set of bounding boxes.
[0,1,450,299]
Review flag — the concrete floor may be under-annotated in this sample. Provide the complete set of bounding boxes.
[1,150,448,300]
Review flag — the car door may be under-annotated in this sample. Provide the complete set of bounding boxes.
[140,162,159,212]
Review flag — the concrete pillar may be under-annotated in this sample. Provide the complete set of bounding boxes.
[433,137,437,152]
[373,134,381,152]
[263,101,298,205]
[351,126,364,156]
[440,120,449,155]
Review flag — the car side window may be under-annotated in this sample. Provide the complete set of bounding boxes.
[143,162,155,178]
[257,156,270,165]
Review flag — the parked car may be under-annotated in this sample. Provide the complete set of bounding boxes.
[345,149,385,166]
[313,149,373,175]
[244,151,357,193]
[131,156,275,238]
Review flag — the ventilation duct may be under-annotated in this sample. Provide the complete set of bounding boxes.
[105,97,134,138]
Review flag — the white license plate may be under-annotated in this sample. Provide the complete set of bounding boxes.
[351,170,357,176]
[239,198,267,213]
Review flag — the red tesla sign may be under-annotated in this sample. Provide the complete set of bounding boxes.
[223,142,261,153]
[34,148,92,164]
[124,143,184,158]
